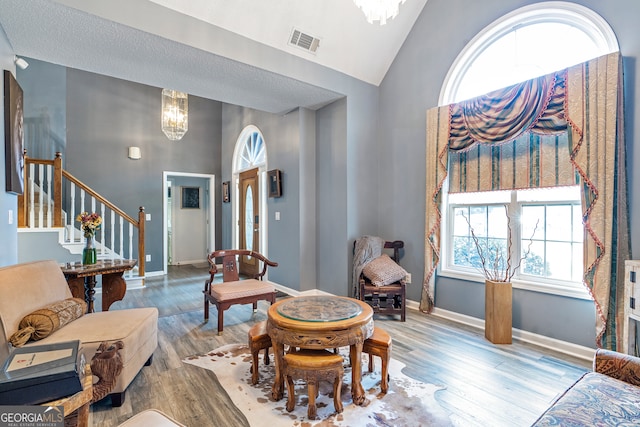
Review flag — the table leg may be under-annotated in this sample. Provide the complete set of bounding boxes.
[350,342,366,405]
[101,271,127,311]
[84,275,97,313]
[271,339,285,401]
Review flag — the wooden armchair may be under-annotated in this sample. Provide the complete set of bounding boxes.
[355,240,406,322]
[203,249,278,335]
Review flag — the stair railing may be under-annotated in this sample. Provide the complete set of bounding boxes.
[18,152,145,276]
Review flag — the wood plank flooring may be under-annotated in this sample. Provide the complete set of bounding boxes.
[89,264,591,427]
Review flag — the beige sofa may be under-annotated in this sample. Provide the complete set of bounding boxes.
[0,260,158,407]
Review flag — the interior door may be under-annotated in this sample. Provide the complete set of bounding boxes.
[239,168,260,276]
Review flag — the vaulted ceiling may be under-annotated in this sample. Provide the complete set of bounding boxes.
[0,0,428,114]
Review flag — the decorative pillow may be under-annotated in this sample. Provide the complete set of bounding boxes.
[362,254,407,287]
[9,298,87,347]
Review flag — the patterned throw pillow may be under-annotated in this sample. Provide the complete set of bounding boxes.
[362,254,407,286]
[9,298,87,346]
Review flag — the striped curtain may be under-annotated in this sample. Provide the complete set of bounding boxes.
[423,52,629,350]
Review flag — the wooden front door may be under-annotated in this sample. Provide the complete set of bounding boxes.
[239,168,260,276]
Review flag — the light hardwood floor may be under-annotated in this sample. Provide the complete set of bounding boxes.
[89,264,591,427]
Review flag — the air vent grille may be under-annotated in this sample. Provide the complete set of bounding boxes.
[289,28,320,53]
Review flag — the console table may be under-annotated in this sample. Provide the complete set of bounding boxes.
[61,259,137,313]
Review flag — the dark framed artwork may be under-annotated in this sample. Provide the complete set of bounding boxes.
[222,181,230,203]
[268,169,282,198]
[4,70,24,195]
[181,186,200,209]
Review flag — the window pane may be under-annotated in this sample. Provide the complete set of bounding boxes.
[572,243,584,283]
[522,240,546,276]
[453,207,470,237]
[546,241,573,281]
[487,206,508,238]
[522,205,544,241]
[469,206,487,236]
[546,205,573,242]
[573,205,584,243]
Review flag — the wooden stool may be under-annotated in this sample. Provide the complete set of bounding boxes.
[283,349,344,420]
[363,327,392,393]
[248,320,271,385]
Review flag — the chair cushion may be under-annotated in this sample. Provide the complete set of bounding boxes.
[9,298,87,346]
[363,254,407,286]
[209,279,275,302]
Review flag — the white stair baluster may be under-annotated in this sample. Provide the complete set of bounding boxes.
[100,204,106,257]
[28,163,35,228]
[45,164,52,228]
[37,164,44,228]
[69,182,76,242]
[110,211,115,260]
[128,223,133,261]
[119,217,124,259]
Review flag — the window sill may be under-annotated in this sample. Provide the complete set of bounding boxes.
[438,268,593,301]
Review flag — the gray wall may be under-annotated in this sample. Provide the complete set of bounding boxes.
[15,67,223,272]
[0,29,17,267]
[379,0,640,347]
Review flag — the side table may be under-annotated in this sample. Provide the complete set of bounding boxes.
[41,365,92,427]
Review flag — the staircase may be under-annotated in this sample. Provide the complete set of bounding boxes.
[18,152,146,278]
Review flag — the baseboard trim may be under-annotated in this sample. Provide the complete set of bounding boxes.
[431,306,595,361]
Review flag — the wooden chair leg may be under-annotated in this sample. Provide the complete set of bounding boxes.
[217,305,224,335]
[380,352,390,393]
[204,298,209,321]
[307,380,318,419]
[368,353,374,373]
[333,374,343,413]
[251,350,260,385]
[285,375,296,412]
[263,348,269,365]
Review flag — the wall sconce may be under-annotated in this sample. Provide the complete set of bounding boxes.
[161,89,188,141]
[14,56,29,70]
[128,146,141,160]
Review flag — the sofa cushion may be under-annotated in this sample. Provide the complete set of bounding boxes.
[532,372,640,426]
[9,298,87,346]
[209,279,276,302]
[0,260,73,342]
[363,254,407,286]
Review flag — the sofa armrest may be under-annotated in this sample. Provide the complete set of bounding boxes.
[594,348,640,386]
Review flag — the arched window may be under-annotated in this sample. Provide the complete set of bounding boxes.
[234,125,266,172]
[438,2,619,299]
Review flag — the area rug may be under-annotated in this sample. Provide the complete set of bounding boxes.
[183,343,453,426]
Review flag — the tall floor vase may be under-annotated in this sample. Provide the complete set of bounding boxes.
[485,279,512,344]
[82,236,97,265]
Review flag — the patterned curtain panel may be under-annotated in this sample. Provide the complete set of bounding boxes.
[423,52,629,350]
[566,52,629,349]
[447,70,576,193]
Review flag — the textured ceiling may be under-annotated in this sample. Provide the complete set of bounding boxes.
[0,0,427,114]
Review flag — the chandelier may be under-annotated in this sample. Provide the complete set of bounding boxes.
[353,0,406,25]
[161,89,188,141]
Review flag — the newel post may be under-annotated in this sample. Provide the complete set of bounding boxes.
[138,206,145,276]
[53,152,63,227]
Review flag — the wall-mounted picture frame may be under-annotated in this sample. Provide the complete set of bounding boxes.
[222,181,230,203]
[268,169,282,198]
[4,70,24,195]
[181,186,200,209]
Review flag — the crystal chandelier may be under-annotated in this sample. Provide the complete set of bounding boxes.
[353,0,406,25]
[161,89,188,141]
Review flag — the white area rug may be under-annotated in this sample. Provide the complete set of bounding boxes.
[183,343,453,426]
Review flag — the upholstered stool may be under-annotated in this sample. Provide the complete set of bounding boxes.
[283,349,344,420]
[363,327,392,393]
[248,320,271,384]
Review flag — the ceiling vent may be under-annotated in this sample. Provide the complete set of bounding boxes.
[289,28,320,54]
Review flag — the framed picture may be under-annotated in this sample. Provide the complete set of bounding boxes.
[222,181,230,203]
[4,70,24,195]
[181,186,200,209]
[268,169,282,198]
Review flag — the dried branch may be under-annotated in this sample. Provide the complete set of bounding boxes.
[462,206,539,283]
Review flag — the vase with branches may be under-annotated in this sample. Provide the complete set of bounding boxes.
[461,206,538,344]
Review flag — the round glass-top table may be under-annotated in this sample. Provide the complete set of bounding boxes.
[267,295,374,405]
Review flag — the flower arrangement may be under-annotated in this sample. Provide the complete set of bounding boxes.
[76,211,102,238]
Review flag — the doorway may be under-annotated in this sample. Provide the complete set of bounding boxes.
[239,168,259,276]
[162,172,215,273]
